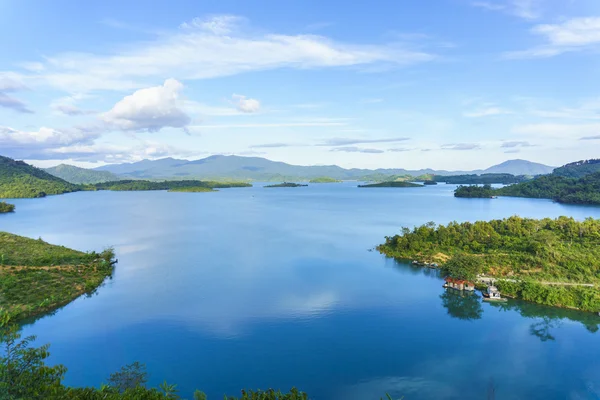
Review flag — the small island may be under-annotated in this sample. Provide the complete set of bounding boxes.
[309,177,342,183]
[264,182,308,188]
[422,180,438,185]
[168,187,215,193]
[0,232,117,321]
[358,181,423,188]
[378,216,600,312]
[454,184,495,198]
[0,201,15,213]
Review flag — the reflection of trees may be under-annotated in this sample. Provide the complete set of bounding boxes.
[488,300,600,341]
[440,290,483,321]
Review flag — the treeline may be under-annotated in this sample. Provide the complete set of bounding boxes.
[553,159,600,178]
[0,202,14,213]
[434,173,526,185]
[358,181,422,188]
[378,216,600,311]
[496,172,600,205]
[454,184,494,198]
[89,180,251,191]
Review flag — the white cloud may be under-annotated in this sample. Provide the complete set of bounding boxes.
[441,143,481,150]
[232,94,261,113]
[512,123,600,139]
[463,107,512,118]
[0,76,32,113]
[102,79,191,132]
[8,15,435,93]
[189,121,347,130]
[506,17,600,58]
[53,104,94,116]
[330,146,384,153]
[471,0,542,20]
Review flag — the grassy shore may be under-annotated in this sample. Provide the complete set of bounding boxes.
[0,232,116,321]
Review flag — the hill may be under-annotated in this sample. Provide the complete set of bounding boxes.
[482,159,554,176]
[95,155,553,181]
[0,156,79,198]
[553,159,600,178]
[44,164,120,184]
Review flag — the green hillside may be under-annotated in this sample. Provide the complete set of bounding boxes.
[553,159,600,178]
[0,156,79,198]
[45,164,120,184]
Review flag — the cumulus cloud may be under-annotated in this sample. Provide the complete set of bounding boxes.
[232,94,261,113]
[330,146,384,153]
[102,79,191,132]
[7,15,435,93]
[318,137,410,146]
[0,77,32,113]
[506,17,600,58]
[441,143,481,150]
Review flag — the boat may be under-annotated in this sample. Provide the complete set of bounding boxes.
[482,285,507,302]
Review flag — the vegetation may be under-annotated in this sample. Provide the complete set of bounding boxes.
[378,216,600,311]
[91,180,251,191]
[168,187,215,193]
[496,172,600,205]
[44,164,121,184]
[422,180,437,185]
[434,173,526,185]
[0,232,116,321]
[0,156,79,199]
[264,182,308,188]
[358,181,422,188]
[553,159,600,178]
[308,177,341,183]
[0,202,15,213]
[454,184,495,198]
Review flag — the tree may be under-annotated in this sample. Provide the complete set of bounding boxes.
[442,254,483,282]
[107,361,148,393]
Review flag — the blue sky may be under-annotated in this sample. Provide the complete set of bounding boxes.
[1,0,600,170]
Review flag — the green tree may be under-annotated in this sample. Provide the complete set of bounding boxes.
[442,254,483,281]
[107,361,148,393]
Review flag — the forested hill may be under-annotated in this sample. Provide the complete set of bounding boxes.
[553,159,600,178]
[0,156,79,198]
[496,172,600,205]
[44,164,120,184]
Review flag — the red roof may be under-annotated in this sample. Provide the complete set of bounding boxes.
[445,277,474,285]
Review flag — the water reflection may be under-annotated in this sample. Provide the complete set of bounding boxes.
[440,289,483,321]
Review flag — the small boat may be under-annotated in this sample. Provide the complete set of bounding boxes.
[482,285,507,302]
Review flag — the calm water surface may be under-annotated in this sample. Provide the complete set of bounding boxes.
[1,183,600,399]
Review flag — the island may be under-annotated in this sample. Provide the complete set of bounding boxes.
[378,216,600,312]
[0,202,15,213]
[264,182,308,188]
[168,187,215,192]
[0,232,117,321]
[90,179,251,191]
[422,180,438,185]
[454,184,495,198]
[435,173,526,185]
[358,181,423,188]
[309,177,342,183]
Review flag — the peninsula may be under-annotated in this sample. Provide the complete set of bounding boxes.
[0,232,116,321]
[378,216,600,312]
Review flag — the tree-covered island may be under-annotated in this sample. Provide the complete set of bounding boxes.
[378,216,600,312]
[358,181,423,188]
[0,202,15,213]
[264,182,308,188]
[454,184,495,198]
[308,177,342,183]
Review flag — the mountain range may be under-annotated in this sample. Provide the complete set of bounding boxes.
[88,155,555,181]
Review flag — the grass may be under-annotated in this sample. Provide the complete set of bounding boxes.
[0,232,116,321]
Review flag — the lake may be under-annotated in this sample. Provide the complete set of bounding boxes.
[2,182,600,399]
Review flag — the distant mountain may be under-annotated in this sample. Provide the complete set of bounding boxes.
[553,159,600,178]
[0,156,78,198]
[95,155,554,181]
[482,159,555,176]
[45,164,120,184]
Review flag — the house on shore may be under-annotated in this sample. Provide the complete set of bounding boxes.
[443,277,475,291]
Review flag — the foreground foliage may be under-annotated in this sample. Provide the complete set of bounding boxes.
[0,156,79,199]
[378,216,600,311]
[0,232,116,321]
[0,203,15,213]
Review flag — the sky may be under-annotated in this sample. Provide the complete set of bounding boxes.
[1,0,600,170]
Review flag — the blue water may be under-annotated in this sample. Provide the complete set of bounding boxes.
[1,183,600,399]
